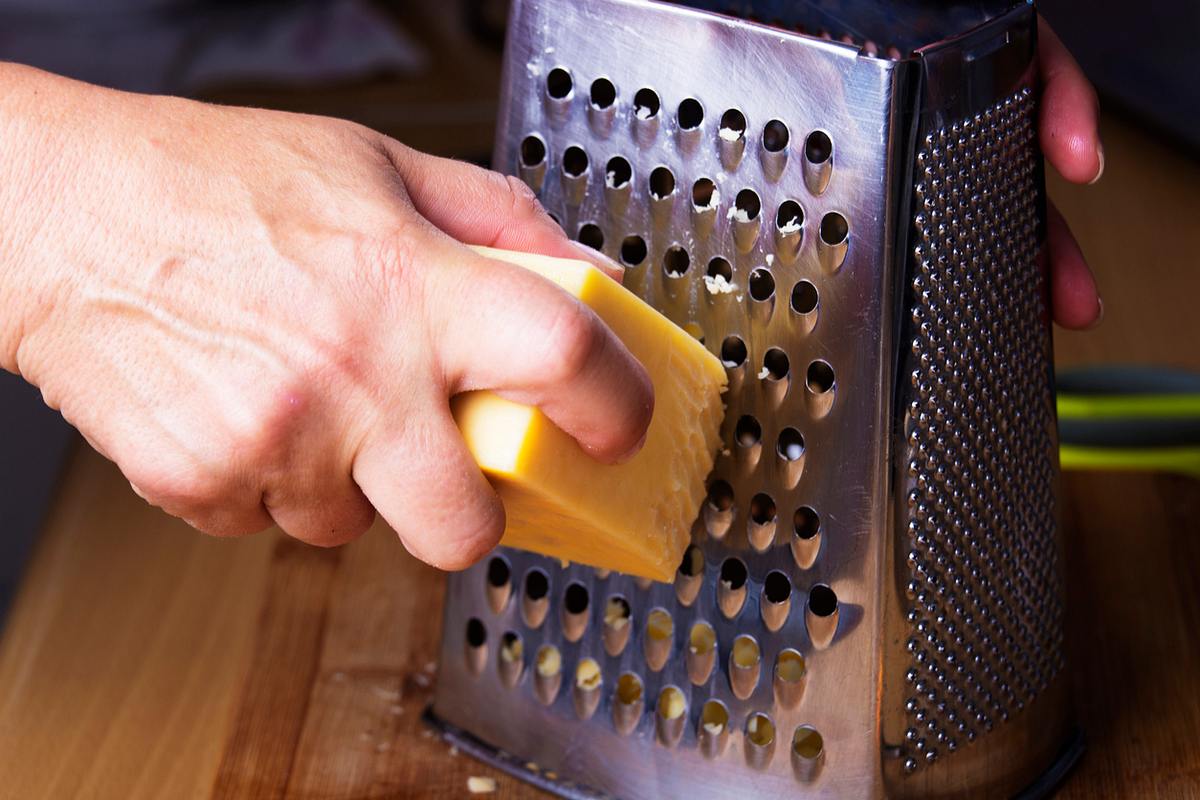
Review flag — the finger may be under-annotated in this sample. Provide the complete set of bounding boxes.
[352,401,505,571]
[263,474,376,548]
[384,140,625,282]
[1047,201,1102,329]
[130,472,273,538]
[1039,16,1103,184]
[423,239,654,464]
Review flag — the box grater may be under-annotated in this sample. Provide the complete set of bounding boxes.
[430,1,1081,796]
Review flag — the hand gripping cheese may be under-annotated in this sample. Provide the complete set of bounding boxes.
[452,247,727,581]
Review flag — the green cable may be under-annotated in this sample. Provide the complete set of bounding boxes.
[1057,393,1200,420]
[1059,444,1200,479]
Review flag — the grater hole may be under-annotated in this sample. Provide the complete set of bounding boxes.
[763,347,789,380]
[683,322,705,343]
[589,77,616,109]
[806,360,835,393]
[577,223,604,250]
[616,672,644,703]
[794,507,820,540]
[466,617,487,648]
[649,166,676,199]
[620,235,648,266]
[679,544,704,577]
[663,245,690,277]
[605,595,631,628]
[749,268,775,302]
[702,700,729,736]
[605,155,632,188]
[692,178,718,210]
[647,608,674,641]
[791,281,818,314]
[689,621,716,654]
[677,97,704,130]
[524,568,549,600]
[547,212,561,227]
[720,557,748,591]
[707,257,732,282]
[746,712,775,746]
[707,479,735,512]
[776,200,804,233]
[486,556,510,587]
[732,634,761,667]
[546,67,573,100]
[819,212,848,246]
[658,686,686,719]
[564,582,589,614]
[719,108,747,138]
[520,134,547,167]
[536,644,562,677]
[762,119,790,152]
[776,649,806,682]
[750,493,776,525]
[793,725,824,759]
[734,188,762,221]
[735,415,762,447]
[777,428,805,461]
[563,146,589,178]
[805,130,833,164]
[809,584,837,617]
[720,336,747,368]
[633,87,661,119]
[764,570,791,604]
[500,631,523,663]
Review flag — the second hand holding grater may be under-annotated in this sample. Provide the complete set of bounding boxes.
[431,1,1080,797]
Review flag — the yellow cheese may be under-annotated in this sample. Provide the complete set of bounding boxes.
[453,247,727,581]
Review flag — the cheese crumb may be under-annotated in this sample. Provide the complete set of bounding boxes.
[536,645,562,677]
[635,105,653,120]
[575,658,602,690]
[703,274,736,295]
[703,721,724,735]
[658,687,685,720]
[500,637,523,663]
[778,216,802,234]
[604,598,630,629]
[718,126,742,142]
[467,776,497,794]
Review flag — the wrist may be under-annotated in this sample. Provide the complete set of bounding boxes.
[0,63,89,376]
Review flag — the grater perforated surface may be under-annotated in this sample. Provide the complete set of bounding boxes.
[896,87,1064,773]
[431,1,1075,797]
[432,0,903,796]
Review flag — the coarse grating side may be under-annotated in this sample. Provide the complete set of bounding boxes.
[896,87,1064,774]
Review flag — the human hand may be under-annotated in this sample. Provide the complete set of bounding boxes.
[0,65,652,568]
[1038,16,1105,329]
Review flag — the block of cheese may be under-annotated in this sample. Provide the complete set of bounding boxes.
[452,246,727,581]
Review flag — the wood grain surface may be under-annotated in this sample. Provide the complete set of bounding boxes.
[0,61,1198,800]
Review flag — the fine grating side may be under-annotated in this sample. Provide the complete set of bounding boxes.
[898,87,1064,773]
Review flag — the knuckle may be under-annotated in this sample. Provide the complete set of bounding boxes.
[536,301,604,385]
[500,173,545,221]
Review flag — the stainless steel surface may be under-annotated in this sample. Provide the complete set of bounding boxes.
[432,1,1072,797]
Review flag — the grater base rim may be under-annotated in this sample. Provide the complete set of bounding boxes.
[425,707,1083,800]
[423,706,607,800]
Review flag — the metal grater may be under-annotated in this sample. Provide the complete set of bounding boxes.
[429,1,1081,796]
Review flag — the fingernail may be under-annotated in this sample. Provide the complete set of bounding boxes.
[570,240,624,275]
[1089,143,1105,185]
[1086,297,1105,329]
